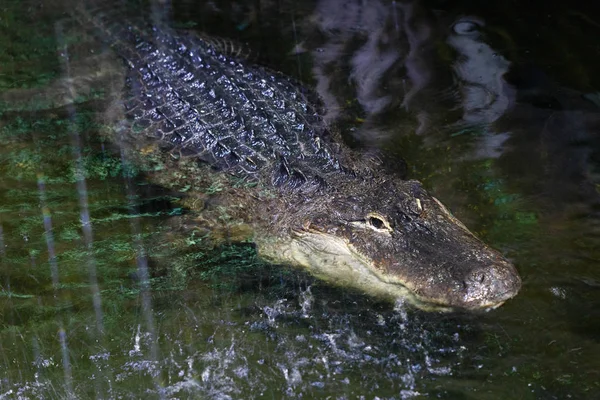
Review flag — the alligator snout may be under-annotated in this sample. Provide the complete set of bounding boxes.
[462,261,521,309]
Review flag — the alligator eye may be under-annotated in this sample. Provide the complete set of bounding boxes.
[369,216,384,229]
[365,212,392,232]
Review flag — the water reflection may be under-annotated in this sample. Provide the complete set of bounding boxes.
[306,0,453,134]
[304,0,600,216]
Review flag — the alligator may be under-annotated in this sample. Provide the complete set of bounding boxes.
[39,0,520,310]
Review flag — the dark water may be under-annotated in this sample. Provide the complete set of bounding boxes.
[0,0,599,398]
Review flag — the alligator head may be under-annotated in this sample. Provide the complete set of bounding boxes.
[257,177,521,311]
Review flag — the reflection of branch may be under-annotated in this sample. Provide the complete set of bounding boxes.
[399,1,432,110]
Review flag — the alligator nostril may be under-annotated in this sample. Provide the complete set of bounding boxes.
[459,262,521,309]
[467,269,486,286]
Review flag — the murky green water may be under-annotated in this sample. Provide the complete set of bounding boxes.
[1,0,599,398]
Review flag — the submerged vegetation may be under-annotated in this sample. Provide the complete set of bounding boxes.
[0,106,285,294]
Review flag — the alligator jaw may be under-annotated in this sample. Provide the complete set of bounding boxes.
[256,227,519,312]
[344,241,519,312]
[257,229,451,311]
[274,228,420,305]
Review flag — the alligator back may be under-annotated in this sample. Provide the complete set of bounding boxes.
[73,1,345,191]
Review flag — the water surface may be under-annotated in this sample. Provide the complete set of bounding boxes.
[0,0,599,398]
